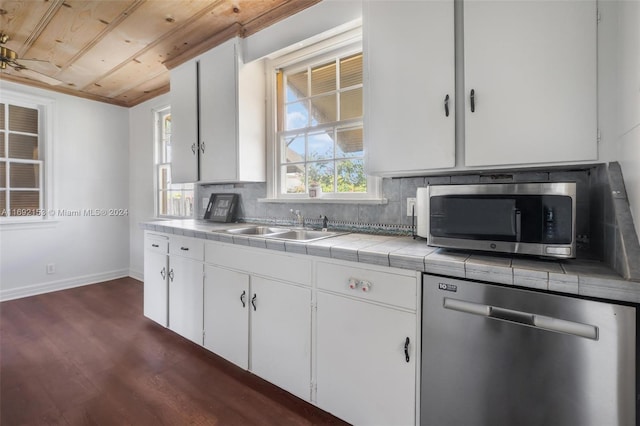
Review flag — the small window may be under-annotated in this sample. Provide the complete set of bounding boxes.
[267,27,381,201]
[0,99,46,220]
[155,107,194,217]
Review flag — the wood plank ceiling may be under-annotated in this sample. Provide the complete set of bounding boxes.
[0,0,320,107]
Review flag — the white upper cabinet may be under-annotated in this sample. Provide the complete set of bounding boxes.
[169,60,199,183]
[464,0,598,167]
[170,37,265,184]
[364,0,456,176]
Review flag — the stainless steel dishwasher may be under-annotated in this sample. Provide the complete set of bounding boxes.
[421,274,637,426]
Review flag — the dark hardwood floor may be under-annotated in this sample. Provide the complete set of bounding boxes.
[0,278,349,425]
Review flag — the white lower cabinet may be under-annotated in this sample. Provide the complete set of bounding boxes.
[144,234,419,424]
[203,242,312,401]
[143,232,169,326]
[250,276,311,401]
[168,255,204,344]
[168,236,204,345]
[315,261,418,426]
[203,265,250,369]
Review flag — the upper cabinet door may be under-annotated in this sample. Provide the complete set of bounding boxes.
[169,37,265,184]
[364,0,455,176]
[170,60,199,184]
[199,39,239,183]
[464,0,598,167]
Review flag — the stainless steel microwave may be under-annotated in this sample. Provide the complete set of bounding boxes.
[416,182,576,258]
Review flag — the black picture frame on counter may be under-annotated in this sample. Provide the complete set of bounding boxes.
[204,193,239,223]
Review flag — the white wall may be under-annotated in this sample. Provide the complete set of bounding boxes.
[598,0,640,243]
[616,1,640,243]
[128,94,170,280]
[0,81,130,300]
[243,0,363,62]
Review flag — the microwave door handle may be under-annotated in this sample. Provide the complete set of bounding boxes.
[512,209,522,242]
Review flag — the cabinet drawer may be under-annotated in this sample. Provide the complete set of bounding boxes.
[145,233,168,254]
[170,235,204,261]
[316,262,417,310]
[205,242,312,286]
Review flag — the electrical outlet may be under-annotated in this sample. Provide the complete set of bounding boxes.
[46,263,56,274]
[407,198,417,216]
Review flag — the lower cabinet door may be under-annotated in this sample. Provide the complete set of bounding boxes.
[203,265,250,369]
[168,255,204,345]
[250,276,311,401]
[143,250,168,326]
[316,292,417,425]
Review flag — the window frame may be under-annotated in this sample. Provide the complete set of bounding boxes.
[0,90,55,226]
[263,26,383,204]
[153,106,194,219]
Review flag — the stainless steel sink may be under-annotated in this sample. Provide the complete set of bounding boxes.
[226,226,287,235]
[264,229,338,242]
[223,225,343,242]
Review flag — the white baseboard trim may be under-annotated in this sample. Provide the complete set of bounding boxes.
[129,268,143,282]
[0,269,130,302]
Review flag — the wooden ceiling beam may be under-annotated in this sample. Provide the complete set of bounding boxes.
[59,0,146,74]
[1,0,321,107]
[18,0,66,57]
[78,0,227,92]
[241,0,321,38]
[162,22,242,70]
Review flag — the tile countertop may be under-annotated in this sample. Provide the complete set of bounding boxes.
[142,219,640,305]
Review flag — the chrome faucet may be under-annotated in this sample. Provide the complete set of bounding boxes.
[320,215,329,231]
[290,209,304,228]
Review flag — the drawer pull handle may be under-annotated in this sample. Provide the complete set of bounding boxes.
[160,267,166,280]
[180,247,189,251]
[168,269,174,282]
[240,290,246,308]
[251,294,257,311]
[151,243,159,248]
[404,337,410,363]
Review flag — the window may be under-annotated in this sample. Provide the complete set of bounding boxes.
[0,92,52,222]
[267,27,381,202]
[155,107,194,217]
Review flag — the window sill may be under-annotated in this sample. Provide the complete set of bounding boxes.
[258,197,388,205]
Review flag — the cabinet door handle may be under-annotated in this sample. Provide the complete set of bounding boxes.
[444,94,450,117]
[191,143,197,155]
[200,141,205,154]
[470,89,476,113]
[180,247,189,251]
[251,294,257,311]
[404,337,410,363]
[160,267,166,280]
[151,243,159,248]
[240,290,246,308]
[168,268,174,282]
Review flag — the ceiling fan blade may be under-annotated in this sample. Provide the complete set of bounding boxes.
[14,66,63,86]
[18,58,61,74]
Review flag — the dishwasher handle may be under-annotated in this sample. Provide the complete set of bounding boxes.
[489,306,534,326]
[443,298,598,340]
